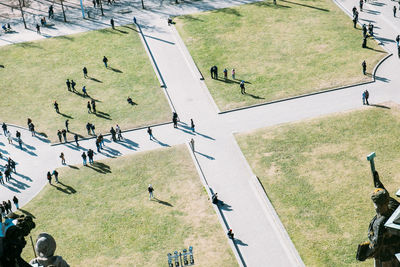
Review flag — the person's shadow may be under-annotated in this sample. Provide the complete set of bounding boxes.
[152,197,173,207]
[234,238,248,246]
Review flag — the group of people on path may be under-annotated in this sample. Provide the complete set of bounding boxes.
[0,157,16,185]
[0,196,19,219]
[81,149,95,165]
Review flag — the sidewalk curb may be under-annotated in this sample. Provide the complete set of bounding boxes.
[136,22,177,113]
[219,52,392,115]
[186,143,247,267]
[230,135,305,267]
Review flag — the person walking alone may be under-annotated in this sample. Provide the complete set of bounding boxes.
[52,170,59,184]
[74,134,79,147]
[13,196,19,210]
[60,152,66,165]
[148,184,154,200]
[103,56,108,68]
[82,152,87,166]
[54,101,59,113]
[83,67,88,78]
[47,171,52,184]
[147,127,153,140]
[362,60,367,75]
[110,18,115,29]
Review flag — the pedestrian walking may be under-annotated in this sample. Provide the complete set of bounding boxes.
[52,170,59,184]
[396,35,400,47]
[116,125,123,140]
[191,119,195,132]
[54,101,59,113]
[147,127,153,140]
[91,99,96,113]
[62,129,67,142]
[240,80,246,94]
[398,45,400,58]
[133,16,137,24]
[13,196,19,210]
[48,5,54,19]
[57,130,62,142]
[173,116,178,128]
[82,86,88,97]
[148,184,154,200]
[93,0,96,7]
[36,24,41,34]
[210,66,214,79]
[71,80,76,91]
[66,79,71,91]
[91,124,96,135]
[394,6,397,17]
[86,122,91,135]
[18,138,22,149]
[4,168,10,182]
[232,68,235,79]
[47,171,52,184]
[87,101,92,113]
[362,90,366,105]
[7,200,12,213]
[359,0,363,11]
[10,159,16,173]
[190,138,195,151]
[352,6,357,16]
[110,127,117,141]
[96,138,101,152]
[365,90,369,105]
[65,119,69,132]
[83,67,88,78]
[2,122,7,135]
[29,122,35,136]
[82,152,87,166]
[362,60,367,75]
[103,56,108,68]
[110,18,115,29]
[6,131,12,144]
[0,171,4,185]
[88,149,94,164]
[74,134,79,147]
[99,134,105,148]
[223,68,228,79]
[60,152,66,165]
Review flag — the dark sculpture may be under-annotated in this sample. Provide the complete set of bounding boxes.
[357,171,400,266]
[0,214,36,267]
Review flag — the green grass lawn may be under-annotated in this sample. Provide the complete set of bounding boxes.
[236,103,400,266]
[175,0,386,110]
[20,146,236,266]
[0,26,170,142]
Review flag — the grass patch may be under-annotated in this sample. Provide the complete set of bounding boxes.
[0,26,170,142]
[20,146,236,266]
[236,103,400,266]
[176,0,386,110]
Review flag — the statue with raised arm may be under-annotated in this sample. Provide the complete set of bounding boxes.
[357,171,400,266]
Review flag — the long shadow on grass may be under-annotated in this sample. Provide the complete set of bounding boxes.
[245,92,265,100]
[215,7,242,16]
[281,0,329,12]
[58,112,73,119]
[53,181,77,194]
[153,197,173,207]
[88,77,102,83]
[254,1,291,8]
[94,111,112,120]
[371,104,391,109]
[19,209,35,218]
[86,162,111,174]
[214,77,252,85]
[122,25,139,32]
[109,67,123,73]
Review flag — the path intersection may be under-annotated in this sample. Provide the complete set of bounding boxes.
[1,0,400,265]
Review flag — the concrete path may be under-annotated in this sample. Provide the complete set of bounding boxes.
[1,0,400,266]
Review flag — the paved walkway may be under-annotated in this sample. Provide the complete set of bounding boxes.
[1,0,400,266]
